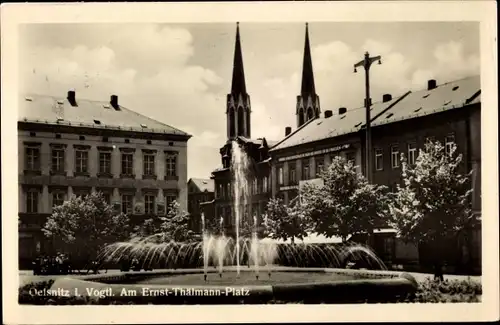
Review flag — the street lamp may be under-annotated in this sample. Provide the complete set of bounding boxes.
[354,51,382,183]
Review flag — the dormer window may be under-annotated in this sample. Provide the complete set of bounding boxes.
[94,120,101,125]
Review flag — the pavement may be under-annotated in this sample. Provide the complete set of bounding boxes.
[18,268,481,287]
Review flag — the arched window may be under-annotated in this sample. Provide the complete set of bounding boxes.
[298,108,305,126]
[307,108,314,121]
[237,106,244,136]
[246,110,251,137]
[229,108,236,138]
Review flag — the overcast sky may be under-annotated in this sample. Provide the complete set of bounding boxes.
[19,22,479,179]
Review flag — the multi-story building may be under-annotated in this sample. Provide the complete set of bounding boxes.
[187,178,215,233]
[18,91,190,267]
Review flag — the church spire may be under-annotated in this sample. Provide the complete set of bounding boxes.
[301,22,315,95]
[296,23,320,128]
[227,22,251,140]
[231,22,246,95]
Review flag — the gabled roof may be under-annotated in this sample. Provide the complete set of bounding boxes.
[18,93,191,137]
[188,178,215,193]
[372,75,480,127]
[270,93,407,151]
[270,75,481,152]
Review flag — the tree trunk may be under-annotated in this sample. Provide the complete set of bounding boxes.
[433,237,444,281]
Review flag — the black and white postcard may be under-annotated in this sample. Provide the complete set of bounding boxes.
[1,1,498,324]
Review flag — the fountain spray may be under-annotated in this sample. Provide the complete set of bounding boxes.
[201,212,208,281]
[252,213,259,280]
[231,140,250,277]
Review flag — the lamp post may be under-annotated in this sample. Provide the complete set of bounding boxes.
[354,52,382,183]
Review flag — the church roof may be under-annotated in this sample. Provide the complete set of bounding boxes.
[301,23,316,95]
[188,178,215,193]
[230,22,247,96]
[18,93,191,137]
[270,75,480,152]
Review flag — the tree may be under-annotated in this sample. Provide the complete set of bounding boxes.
[160,200,195,242]
[131,218,162,239]
[300,156,390,242]
[264,197,309,244]
[131,200,195,243]
[43,192,130,260]
[388,140,475,279]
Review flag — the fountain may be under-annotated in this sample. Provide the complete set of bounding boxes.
[44,139,418,304]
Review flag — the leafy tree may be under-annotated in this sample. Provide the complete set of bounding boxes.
[160,200,195,242]
[300,156,390,242]
[388,140,475,278]
[131,200,195,243]
[42,192,130,260]
[131,218,162,239]
[264,197,309,244]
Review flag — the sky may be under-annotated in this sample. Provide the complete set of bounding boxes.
[19,22,480,179]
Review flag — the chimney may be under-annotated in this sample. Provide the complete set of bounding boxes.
[110,95,119,110]
[338,107,347,115]
[67,90,77,107]
[382,94,392,103]
[285,126,292,136]
[427,79,437,90]
[324,110,333,118]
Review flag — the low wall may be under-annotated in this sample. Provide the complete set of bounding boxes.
[38,268,417,304]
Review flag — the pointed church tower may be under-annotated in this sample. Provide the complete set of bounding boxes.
[296,23,320,128]
[227,22,251,140]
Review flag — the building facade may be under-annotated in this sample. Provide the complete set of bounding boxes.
[18,91,190,267]
[187,178,215,233]
[269,76,481,273]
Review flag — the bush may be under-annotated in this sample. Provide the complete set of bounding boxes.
[411,278,482,303]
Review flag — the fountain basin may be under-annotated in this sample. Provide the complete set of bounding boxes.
[47,267,418,304]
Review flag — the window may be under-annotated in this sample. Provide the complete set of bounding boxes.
[102,193,111,205]
[227,183,231,198]
[26,190,38,213]
[253,178,258,194]
[121,194,133,214]
[145,194,155,214]
[278,166,284,185]
[165,152,177,177]
[99,152,111,174]
[445,134,455,155]
[263,176,269,193]
[166,194,176,209]
[316,157,324,177]
[217,184,222,198]
[391,145,400,169]
[302,160,310,180]
[345,152,356,165]
[52,192,65,207]
[143,153,156,176]
[25,145,40,171]
[408,143,417,165]
[75,149,89,174]
[374,148,383,171]
[121,153,134,176]
[289,164,297,184]
[51,146,65,173]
